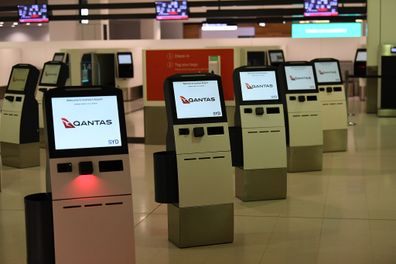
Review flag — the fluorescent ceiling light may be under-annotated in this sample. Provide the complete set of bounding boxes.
[81,8,89,16]
[258,22,266,27]
[201,23,238,31]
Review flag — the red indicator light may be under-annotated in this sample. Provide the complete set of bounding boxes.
[72,174,100,192]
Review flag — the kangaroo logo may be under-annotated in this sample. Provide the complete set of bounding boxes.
[61,117,75,128]
[180,96,190,104]
[289,75,296,81]
[245,83,253,89]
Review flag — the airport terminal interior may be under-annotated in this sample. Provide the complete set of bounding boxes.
[1,0,396,264]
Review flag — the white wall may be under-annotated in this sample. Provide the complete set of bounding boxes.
[0,49,22,86]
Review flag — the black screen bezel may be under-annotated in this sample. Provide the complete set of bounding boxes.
[6,66,30,94]
[283,62,318,94]
[39,62,63,86]
[44,87,128,159]
[268,50,285,65]
[354,48,367,62]
[234,66,282,105]
[166,74,227,125]
[312,58,343,85]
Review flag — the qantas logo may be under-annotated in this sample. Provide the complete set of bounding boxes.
[245,83,273,89]
[61,117,112,129]
[289,75,312,81]
[180,96,215,104]
[318,70,337,75]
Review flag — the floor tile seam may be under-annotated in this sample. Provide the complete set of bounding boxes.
[234,214,396,222]
[133,204,162,227]
[257,215,281,264]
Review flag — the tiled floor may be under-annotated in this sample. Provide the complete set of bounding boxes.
[1,99,396,264]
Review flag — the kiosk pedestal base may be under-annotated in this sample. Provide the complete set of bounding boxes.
[287,145,322,172]
[235,167,287,201]
[1,142,40,168]
[168,203,233,248]
[323,129,347,152]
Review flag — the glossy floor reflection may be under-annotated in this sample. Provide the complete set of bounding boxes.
[1,99,396,264]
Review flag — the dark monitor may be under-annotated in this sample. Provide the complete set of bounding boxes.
[284,64,318,92]
[155,1,189,21]
[304,0,338,17]
[268,50,285,66]
[312,59,342,85]
[247,51,266,66]
[234,66,281,104]
[165,74,227,125]
[44,87,128,158]
[117,52,134,78]
[53,53,65,62]
[18,4,49,23]
[355,49,367,62]
[7,68,29,92]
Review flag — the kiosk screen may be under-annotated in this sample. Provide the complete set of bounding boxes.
[269,52,284,63]
[53,53,65,62]
[173,80,223,119]
[8,68,29,92]
[51,95,122,150]
[285,65,316,91]
[40,64,61,86]
[314,61,341,84]
[355,50,367,62]
[118,53,132,64]
[239,71,279,101]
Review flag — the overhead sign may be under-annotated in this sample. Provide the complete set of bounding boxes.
[292,23,362,38]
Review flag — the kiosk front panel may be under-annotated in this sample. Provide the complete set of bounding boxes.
[159,73,233,247]
[0,64,40,168]
[232,66,287,201]
[378,44,396,117]
[313,58,347,152]
[44,87,134,264]
[282,62,323,172]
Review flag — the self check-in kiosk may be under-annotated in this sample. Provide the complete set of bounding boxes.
[268,50,285,67]
[154,73,234,248]
[312,58,347,152]
[0,64,40,168]
[377,44,396,117]
[281,62,323,172]
[44,87,135,264]
[37,61,68,135]
[232,66,287,201]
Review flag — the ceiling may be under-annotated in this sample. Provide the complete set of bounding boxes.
[0,0,367,23]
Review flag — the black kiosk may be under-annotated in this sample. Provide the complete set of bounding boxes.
[155,73,234,248]
[0,64,40,168]
[281,62,323,172]
[44,86,135,264]
[232,66,287,201]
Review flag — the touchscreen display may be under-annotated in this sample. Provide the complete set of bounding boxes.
[53,54,64,62]
[40,64,61,85]
[314,61,341,84]
[239,71,279,101]
[355,51,367,62]
[118,54,132,64]
[8,68,29,92]
[269,52,284,63]
[285,65,316,91]
[173,80,223,119]
[51,96,122,150]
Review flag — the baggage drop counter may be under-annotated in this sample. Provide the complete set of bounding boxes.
[312,58,347,152]
[281,62,323,172]
[232,66,287,201]
[154,73,234,248]
[0,64,40,168]
[44,86,135,264]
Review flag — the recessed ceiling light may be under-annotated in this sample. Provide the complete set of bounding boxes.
[258,22,266,27]
[13,22,18,26]
[38,23,42,27]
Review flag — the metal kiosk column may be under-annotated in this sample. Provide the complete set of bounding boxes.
[44,86,135,264]
[281,62,323,172]
[155,73,234,248]
[312,58,347,152]
[232,66,287,201]
[0,64,40,168]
